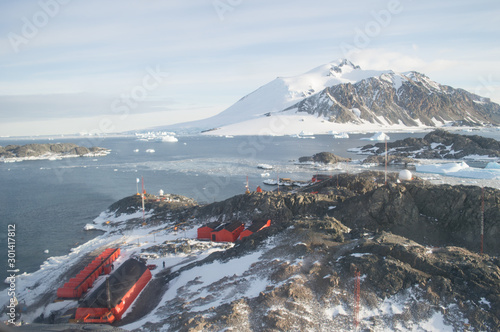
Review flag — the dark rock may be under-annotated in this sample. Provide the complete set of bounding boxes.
[331,181,500,255]
[298,151,351,164]
[358,129,500,159]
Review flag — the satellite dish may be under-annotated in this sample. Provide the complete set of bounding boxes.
[399,169,412,181]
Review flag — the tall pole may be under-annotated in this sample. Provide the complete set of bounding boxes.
[141,176,145,222]
[277,171,280,194]
[481,187,484,255]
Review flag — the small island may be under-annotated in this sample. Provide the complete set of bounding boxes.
[0,143,110,162]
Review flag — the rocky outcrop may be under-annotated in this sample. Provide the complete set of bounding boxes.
[298,151,351,164]
[194,191,334,226]
[0,143,109,160]
[358,129,500,159]
[290,71,500,126]
[143,216,500,331]
[330,180,500,256]
[123,171,500,256]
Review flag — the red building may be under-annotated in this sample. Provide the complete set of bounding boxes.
[75,258,152,324]
[239,220,271,240]
[57,248,120,299]
[197,222,221,240]
[211,221,244,242]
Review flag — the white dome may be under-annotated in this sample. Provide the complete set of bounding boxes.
[399,169,412,181]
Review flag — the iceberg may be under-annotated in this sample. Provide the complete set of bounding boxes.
[84,224,96,230]
[333,132,349,139]
[257,164,273,170]
[485,162,500,169]
[160,135,179,143]
[361,132,390,141]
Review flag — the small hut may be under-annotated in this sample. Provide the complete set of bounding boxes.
[197,222,221,240]
[239,220,271,240]
[211,221,244,242]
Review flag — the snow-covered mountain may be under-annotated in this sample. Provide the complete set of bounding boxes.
[163,59,500,135]
[291,70,500,127]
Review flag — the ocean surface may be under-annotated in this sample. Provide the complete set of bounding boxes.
[0,130,497,285]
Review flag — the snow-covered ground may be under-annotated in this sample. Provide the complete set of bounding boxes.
[1,177,487,330]
[0,208,230,326]
[199,112,432,137]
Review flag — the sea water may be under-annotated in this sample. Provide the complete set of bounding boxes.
[2,130,496,285]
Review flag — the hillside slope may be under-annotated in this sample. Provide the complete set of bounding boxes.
[121,172,499,331]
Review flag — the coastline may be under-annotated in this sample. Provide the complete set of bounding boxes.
[2,170,499,330]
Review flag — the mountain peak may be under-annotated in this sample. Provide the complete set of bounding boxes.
[314,59,361,78]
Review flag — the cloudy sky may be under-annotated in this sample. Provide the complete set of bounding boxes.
[1,0,499,136]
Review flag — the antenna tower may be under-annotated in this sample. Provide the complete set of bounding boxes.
[481,187,485,254]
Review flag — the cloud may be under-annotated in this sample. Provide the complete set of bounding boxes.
[1,0,500,135]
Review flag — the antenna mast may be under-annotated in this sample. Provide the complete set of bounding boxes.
[481,187,485,255]
[141,176,145,221]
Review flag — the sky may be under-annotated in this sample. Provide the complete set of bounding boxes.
[0,0,499,137]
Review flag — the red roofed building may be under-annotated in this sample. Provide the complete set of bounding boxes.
[239,220,271,240]
[197,222,221,240]
[211,221,244,242]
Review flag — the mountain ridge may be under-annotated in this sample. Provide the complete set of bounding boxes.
[289,70,500,127]
[159,59,500,135]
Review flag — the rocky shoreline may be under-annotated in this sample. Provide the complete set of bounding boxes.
[0,143,110,162]
[5,171,499,331]
[354,129,500,164]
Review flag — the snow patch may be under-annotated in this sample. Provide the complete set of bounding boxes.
[416,162,500,179]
